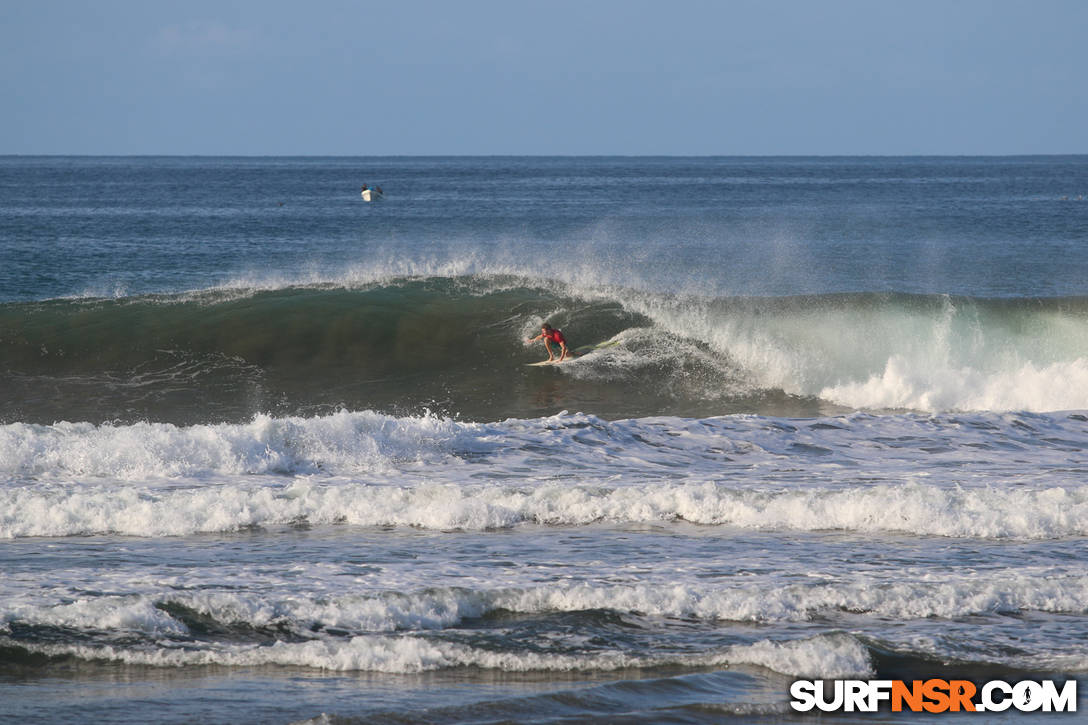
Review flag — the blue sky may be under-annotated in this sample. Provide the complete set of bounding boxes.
[3,0,1085,155]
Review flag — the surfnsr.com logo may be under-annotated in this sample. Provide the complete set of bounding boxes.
[790,679,1077,713]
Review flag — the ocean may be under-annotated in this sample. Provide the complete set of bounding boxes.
[1,156,1087,723]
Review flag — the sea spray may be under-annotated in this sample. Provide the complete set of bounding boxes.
[3,281,1088,422]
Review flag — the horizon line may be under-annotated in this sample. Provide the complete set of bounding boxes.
[3,152,1088,159]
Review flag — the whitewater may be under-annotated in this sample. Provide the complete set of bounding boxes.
[2,155,1087,723]
[5,279,1087,423]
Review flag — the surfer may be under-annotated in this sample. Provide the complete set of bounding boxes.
[528,323,570,362]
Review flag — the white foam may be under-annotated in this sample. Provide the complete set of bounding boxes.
[608,292,1088,414]
[0,410,476,481]
[822,356,1088,413]
[172,588,492,633]
[3,410,1087,539]
[727,634,873,679]
[11,632,871,678]
[490,574,1088,623]
[9,569,1087,638]
[5,477,1088,540]
[3,596,188,636]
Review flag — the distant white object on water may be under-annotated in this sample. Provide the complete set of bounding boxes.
[361,185,384,202]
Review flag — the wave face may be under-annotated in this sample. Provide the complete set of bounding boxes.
[3,276,1087,423]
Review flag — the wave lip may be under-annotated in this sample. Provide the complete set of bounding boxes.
[3,632,873,679]
[621,290,1088,414]
[9,574,1088,638]
[4,278,1088,420]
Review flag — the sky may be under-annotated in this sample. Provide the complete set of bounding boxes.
[2,0,1086,155]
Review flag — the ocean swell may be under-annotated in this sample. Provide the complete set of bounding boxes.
[2,276,1087,420]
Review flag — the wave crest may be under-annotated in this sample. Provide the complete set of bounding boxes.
[3,277,1088,420]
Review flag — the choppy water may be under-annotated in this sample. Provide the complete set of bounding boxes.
[2,156,1087,723]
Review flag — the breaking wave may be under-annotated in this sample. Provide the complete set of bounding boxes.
[3,409,1086,540]
[2,274,1087,422]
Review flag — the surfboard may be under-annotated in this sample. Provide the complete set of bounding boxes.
[526,340,620,366]
[573,340,621,355]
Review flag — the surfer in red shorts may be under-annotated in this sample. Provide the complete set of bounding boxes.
[528,323,570,362]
